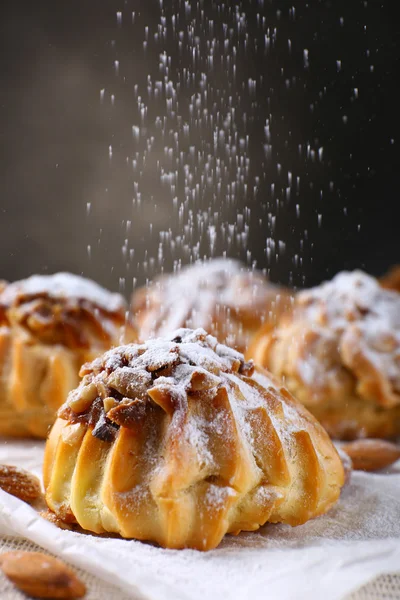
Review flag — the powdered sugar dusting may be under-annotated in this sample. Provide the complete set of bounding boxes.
[0,272,126,313]
[226,369,301,458]
[184,414,216,471]
[65,328,295,483]
[294,271,400,404]
[83,328,249,391]
[204,483,237,510]
[52,326,345,550]
[133,258,282,343]
[146,258,272,312]
[298,271,400,333]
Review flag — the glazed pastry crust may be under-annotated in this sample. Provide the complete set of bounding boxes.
[132,259,292,352]
[44,328,344,550]
[248,271,400,440]
[0,273,135,438]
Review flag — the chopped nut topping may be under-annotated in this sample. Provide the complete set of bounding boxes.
[59,328,256,440]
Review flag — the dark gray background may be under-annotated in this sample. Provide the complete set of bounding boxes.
[0,0,398,297]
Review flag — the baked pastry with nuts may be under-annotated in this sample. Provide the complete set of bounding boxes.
[0,273,135,438]
[132,258,291,353]
[44,328,344,550]
[249,271,400,440]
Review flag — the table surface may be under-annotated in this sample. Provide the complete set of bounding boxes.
[1,534,400,600]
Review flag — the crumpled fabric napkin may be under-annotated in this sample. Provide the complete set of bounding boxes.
[1,439,399,600]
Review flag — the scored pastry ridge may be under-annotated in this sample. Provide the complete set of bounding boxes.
[44,328,344,550]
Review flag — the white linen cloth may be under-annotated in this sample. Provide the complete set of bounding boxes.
[1,439,399,600]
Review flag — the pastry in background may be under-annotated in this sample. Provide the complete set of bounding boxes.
[131,258,292,352]
[0,273,135,438]
[248,270,400,440]
[44,328,344,550]
[380,264,400,292]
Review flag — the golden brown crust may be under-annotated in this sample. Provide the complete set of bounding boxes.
[44,328,344,550]
[248,271,400,440]
[0,272,132,349]
[380,265,400,292]
[0,273,136,438]
[131,259,292,352]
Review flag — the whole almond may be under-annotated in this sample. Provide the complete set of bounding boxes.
[0,551,86,599]
[341,439,400,472]
[0,464,42,504]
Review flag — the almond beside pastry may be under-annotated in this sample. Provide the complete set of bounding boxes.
[340,439,400,472]
[0,464,42,503]
[0,551,86,599]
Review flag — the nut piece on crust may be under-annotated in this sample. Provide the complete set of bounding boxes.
[0,273,136,438]
[248,270,400,440]
[44,328,344,551]
[0,551,86,599]
[0,464,42,504]
[131,258,292,352]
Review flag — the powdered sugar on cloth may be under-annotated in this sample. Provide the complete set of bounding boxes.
[0,439,399,600]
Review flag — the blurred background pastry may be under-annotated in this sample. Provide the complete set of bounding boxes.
[132,258,292,352]
[44,328,344,550]
[248,271,400,440]
[0,272,135,438]
[380,265,400,292]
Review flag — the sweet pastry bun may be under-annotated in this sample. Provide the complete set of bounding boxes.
[248,271,400,440]
[0,273,135,438]
[132,258,291,352]
[44,328,344,550]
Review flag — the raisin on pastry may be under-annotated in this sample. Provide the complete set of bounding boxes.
[0,273,135,438]
[44,328,344,550]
